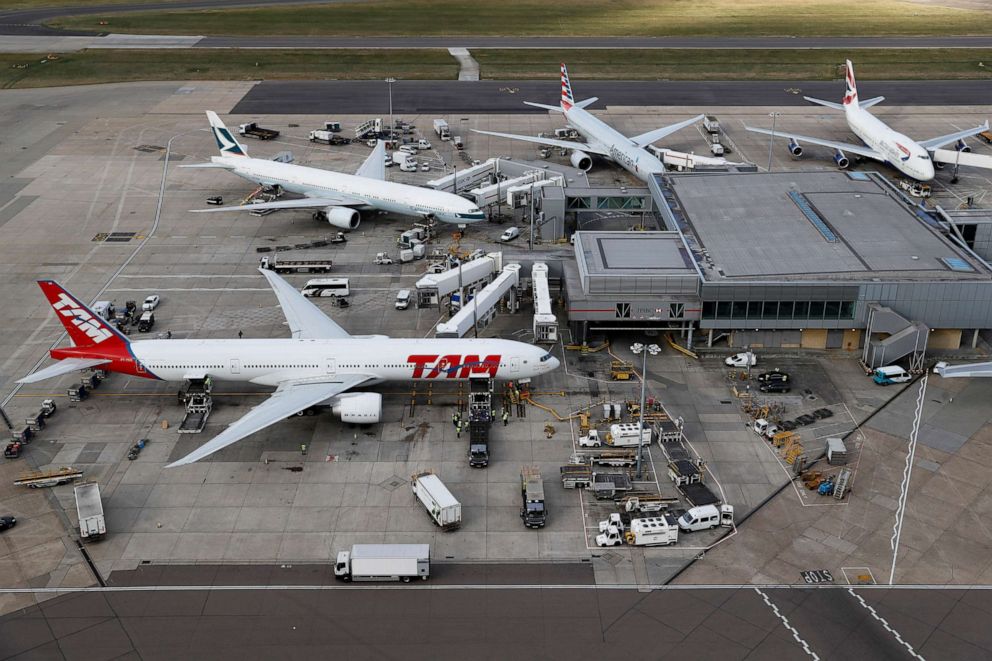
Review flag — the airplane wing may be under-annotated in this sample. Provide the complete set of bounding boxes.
[471,129,608,155]
[355,140,386,180]
[17,358,110,384]
[258,268,350,340]
[919,121,990,151]
[744,126,883,160]
[931,149,992,170]
[189,195,366,214]
[166,375,371,467]
[629,114,705,147]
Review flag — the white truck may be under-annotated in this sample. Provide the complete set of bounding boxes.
[605,423,652,448]
[597,516,679,547]
[74,482,106,541]
[411,471,462,530]
[433,119,451,141]
[392,151,418,172]
[334,544,430,582]
[703,115,721,134]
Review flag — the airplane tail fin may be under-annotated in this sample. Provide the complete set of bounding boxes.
[206,110,247,157]
[842,60,859,109]
[560,63,575,111]
[37,280,130,350]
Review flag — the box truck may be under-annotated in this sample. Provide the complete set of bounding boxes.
[334,544,430,582]
[411,471,461,530]
[74,482,106,540]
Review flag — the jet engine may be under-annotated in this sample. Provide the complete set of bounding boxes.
[955,139,972,153]
[787,139,803,157]
[833,150,850,169]
[331,392,382,424]
[569,150,593,171]
[312,206,360,230]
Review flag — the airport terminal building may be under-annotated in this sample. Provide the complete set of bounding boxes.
[564,171,992,366]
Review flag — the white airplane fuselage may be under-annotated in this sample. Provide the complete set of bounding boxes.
[562,106,666,183]
[844,107,936,181]
[103,337,557,387]
[215,155,486,224]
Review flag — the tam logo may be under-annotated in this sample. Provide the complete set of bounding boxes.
[407,354,500,379]
[52,293,112,344]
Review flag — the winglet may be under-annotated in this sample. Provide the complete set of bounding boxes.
[206,110,247,157]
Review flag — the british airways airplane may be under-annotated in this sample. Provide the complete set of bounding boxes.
[747,60,990,182]
[472,63,730,183]
[185,111,485,227]
[18,270,559,467]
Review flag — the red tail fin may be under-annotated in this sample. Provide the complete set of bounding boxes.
[38,280,129,349]
[842,59,858,107]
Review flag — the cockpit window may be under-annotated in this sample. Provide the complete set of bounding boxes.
[918,154,930,160]
[540,353,554,362]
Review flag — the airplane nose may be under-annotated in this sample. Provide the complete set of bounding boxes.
[547,356,561,371]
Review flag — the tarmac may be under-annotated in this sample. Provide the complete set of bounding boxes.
[0,80,991,656]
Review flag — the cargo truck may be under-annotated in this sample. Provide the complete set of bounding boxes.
[519,466,547,528]
[309,130,350,145]
[433,119,451,141]
[411,471,462,530]
[334,544,430,582]
[605,423,652,448]
[74,482,106,541]
[596,515,679,547]
[238,122,280,140]
[259,255,333,274]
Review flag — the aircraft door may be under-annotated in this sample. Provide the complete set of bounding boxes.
[510,357,520,373]
[231,359,241,375]
[326,358,336,376]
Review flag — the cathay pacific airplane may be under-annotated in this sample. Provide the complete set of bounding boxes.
[747,60,990,182]
[185,111,485,227]
[472,63,731,183]
[18,270,559,466]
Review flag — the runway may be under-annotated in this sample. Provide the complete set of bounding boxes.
[231,79,992,115]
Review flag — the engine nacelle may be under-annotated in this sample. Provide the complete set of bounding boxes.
[788,139,803,157]
[331,392,381,424]
[955,139,971,153]
[570,149,593,171]
[313,206,360,230]
[833,150,850,169]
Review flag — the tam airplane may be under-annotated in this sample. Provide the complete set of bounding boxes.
[184,111,485,227]
[473,63,732,183]
[747,60,990,182]
[18,270,559,467]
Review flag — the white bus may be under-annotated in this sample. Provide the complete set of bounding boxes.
[301,278,350,298]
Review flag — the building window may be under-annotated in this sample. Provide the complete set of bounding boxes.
[840,301,855,319]
[825,301,841,319]
[702,301,715,319]
[778,301,794,319]
[732,301,747,319]
[717,301,732,318]
[809,301,825,319]
[747,301,762,319]
[762,301,778,319]
[567,197,590,209]
[794,301,810,318]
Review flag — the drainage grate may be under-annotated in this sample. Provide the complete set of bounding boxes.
[134,144,165,153]
[378,475,406,492]
[103,232,136,243]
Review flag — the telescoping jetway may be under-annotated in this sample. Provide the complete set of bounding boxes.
[416,252,502,308]
[531,263,558,343]
[436,264,521,338]
[427,159,565,209]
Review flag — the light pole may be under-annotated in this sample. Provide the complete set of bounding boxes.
[631,342,659,479]
[385,77,396,139]
[766,112,781,173]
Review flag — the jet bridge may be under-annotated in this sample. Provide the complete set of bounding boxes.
[531,263,558,343]
[415,252,502,308]
[436,264,521,338]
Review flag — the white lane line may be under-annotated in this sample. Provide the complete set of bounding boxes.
[847,588,926,660]
[889,375,928,585]
[754,588,821,660]
[106,288,270,292]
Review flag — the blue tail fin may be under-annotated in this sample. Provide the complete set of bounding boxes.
[206,111,247,157]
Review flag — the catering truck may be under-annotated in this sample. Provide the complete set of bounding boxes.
[519,466,547,528]
[74,482,106,541]
[411,471,462,530]
[334,544,430,582]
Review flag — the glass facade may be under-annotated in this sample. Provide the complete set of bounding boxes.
[702,299,856,321]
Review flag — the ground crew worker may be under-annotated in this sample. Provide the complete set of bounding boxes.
[456,421,463,438]
[452,411,459,427]
[300,443,307,456]
[238,330,244,339]
[502,410,509,426]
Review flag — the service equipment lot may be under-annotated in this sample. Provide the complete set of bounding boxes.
[2,82,992,617]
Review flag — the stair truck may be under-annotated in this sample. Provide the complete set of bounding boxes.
[74,482,106,541]
[520,466,547,528]
[334,544,430,582]
[411,471,462,530]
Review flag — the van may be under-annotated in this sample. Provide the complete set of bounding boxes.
[395,289,411,310]
[677,505,721,532]
[873,365,911,385]
[499,227,520,242]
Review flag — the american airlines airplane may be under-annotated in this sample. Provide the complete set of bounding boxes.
[185,111,486,227]
[747,60,990,182]
[18,270,559,467]
[472,63,730,183]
